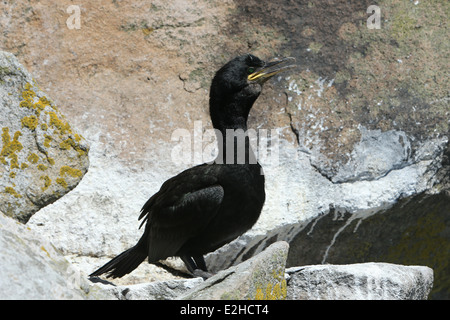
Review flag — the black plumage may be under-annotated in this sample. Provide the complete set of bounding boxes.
[90,54,295,279]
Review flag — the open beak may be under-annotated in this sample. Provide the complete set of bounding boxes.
[248,57,296,83]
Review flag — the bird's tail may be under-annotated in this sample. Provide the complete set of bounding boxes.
[89,245,147,279]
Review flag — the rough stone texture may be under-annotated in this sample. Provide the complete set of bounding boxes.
[0,0,447,298]
[0,51,89,223]
[287,191,450,300]
[286,263,434,300]
[179,241,289,300]
[94,278,204,300]
[0,211,88,299]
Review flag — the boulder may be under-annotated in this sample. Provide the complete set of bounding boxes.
[178,241,289,300]
[286,263,433,300]
[0,51,89,223]
[93,278,204,300]
[0,211,88,299]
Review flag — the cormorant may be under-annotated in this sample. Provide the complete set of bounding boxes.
[90,54,296,279]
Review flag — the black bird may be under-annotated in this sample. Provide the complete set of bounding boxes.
[90,54,295,279]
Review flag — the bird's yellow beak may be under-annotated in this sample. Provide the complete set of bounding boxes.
[248,57,296,82]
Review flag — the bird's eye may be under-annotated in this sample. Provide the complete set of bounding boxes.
[247,67,256,74]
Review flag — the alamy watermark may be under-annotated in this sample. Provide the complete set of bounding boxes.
[170,121,280,171]
[66,5,81,30]
[367,5,381,29]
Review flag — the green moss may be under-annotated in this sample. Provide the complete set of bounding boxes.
[392,12,417,41]
[308,42,323,54]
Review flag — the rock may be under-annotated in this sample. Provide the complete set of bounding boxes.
[1,0,447,296]
[95,278,204,300]
[0,211,88,299]
[286,263,433,300]
[287,191,450,300]
[178,241,289,300]
[0,51,89,223]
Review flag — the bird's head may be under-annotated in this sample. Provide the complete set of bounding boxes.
[210,54,296,130]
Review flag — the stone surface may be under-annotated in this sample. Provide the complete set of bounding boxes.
[287,191,450,300]
[0,51,89,223]
[0,0,447,297]
[0,211,88,299]
[286,263,434,300]
[95,278,204,300]
[179,241,289,300]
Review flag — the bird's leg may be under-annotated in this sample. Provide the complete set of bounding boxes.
[193,255,207,271]
[193,255,213,279]
[181,255,213,280]
[180,255,197,274]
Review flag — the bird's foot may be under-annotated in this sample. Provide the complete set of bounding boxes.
[192,269,213,280]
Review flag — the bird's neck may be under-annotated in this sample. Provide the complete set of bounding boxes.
[211,104,258,165]
[213,127,257,165]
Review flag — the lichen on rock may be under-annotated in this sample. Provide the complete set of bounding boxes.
[0,51,89,223]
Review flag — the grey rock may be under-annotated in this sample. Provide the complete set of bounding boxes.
[0,211,88,299]
[327,127,412,183]
[0,51,89,223]
[286,263,433,300]
[103,278,204,300]
[178,241,289,300]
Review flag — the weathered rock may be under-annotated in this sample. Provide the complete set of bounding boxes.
[0,211,88,299]
[94,278,204,300]
[287,191,450,300]
[178,241,289,300]
[0,51,89,223]
[286,263,433,300]
[0,0,446,297]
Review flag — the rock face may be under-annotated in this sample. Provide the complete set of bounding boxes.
[0,0,447,299]
[286,263,433,300]
[0,51,89,223]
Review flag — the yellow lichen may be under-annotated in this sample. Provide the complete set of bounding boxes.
[47,157,55,165]
[41,123,48,131]
[56,177,68,188]
[4,186,22,198]
[20,163,28,169]
[255,288,265,300]
[21,115,38,130]
[27,153,39,164]
[37,164,47,171]
[9,171,16,178]
[39,96,51,106]
[59,136,87,157]
[40,175,51,191]
[1,128,23,169]
[43,134,52,148]
[60,165,82,178]
[48,111,72,135]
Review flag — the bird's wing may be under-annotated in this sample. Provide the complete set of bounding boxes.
[137,166,225,261]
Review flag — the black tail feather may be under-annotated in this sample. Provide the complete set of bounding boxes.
[89,245,147,279]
